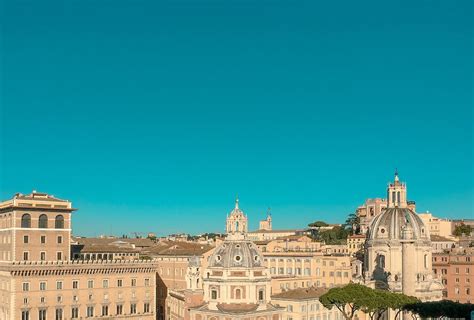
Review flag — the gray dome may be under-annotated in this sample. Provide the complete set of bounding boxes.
[368,207,429,241]
[208,240,264,269]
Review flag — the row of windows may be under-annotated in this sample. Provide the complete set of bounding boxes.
[280,280,336,290]
[21,214,65,229]
[21,303,151,320]
[24,235,63,244]
[265,258,346,267]
[23,251,63,261]
[269,267,349,278]
[433,267,471,275]
[23,278,151,291]
[22,290,150,305]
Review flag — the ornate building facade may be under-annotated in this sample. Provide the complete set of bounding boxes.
[189,199,284,320]
[364,173,443,302]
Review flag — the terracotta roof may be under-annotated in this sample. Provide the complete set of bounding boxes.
[217,303,259,313]
[250,229,300,234]
[146,241,214,256]
[271,287,329,300]
[348,234,366,239]
[76,244,140,254]
[275,235,312,241]
[74,237,155,248]
[254,240,272,245]
[430,235,454,242]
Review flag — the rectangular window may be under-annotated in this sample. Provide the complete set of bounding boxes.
[55,308,63,320]
[145,278,150,286]
[22,282,29,291]
[39,310,47,320]
[117,279,123,287]
[116,305,123,315]
[102,279,109,288]
[102,305,108,316]
[56,281,63,290]
[40,252,46,261]
[22,310,29,320]
[71,307,79,319]
[144,303,150,313]
[57,252,63,260]
[23,235,29,244]
[40,282,46,291]
[131,278,137,287]
[41,235,46,244]
[23,251,29,261]
[87,306,94,317]
[57,236,63,244]
[72,280,79,289]
[88,280,94,289]
[130,303,137,314]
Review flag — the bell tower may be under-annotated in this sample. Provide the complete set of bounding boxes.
[226,197,248,239]
[387,170,407,208]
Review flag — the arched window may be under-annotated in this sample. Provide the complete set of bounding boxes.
[38,214,48,228]
[21,214,31,228]
[55,215,64,229]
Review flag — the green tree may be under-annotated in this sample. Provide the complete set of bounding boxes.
[344,213,361,235]
[308,221,329,227]
[319,284,375,320]
[404,300,474,319]
[453,223,473,236]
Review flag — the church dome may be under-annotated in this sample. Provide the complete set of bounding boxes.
[208,240,264,269]
[367,207,430,241]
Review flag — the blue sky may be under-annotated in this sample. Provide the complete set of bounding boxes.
[1,0,472,237]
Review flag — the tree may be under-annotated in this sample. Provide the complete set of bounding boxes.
[453,223,473,237]
[344,213,361,235]
[319,284,375,320]
[320,284,419,320]
[308,221,329,228]
[404,300,474,319]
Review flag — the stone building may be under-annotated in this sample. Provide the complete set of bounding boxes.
[271,287,345,320]
[347,234,366,256]
[364,173,443,302]
[0,191,157,320]
[417,213,454,238]
[189,199,284,320]
[432,247,473,303]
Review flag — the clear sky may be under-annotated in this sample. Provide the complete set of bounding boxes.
[1,0,472,237]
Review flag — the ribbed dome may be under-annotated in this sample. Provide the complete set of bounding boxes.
[367,207,429,241]
[208,240,264,269]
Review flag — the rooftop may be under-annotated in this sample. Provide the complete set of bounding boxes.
[272,287,329,300]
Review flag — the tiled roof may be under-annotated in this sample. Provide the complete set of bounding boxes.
[77,244,139,253]
[430,235,454,242]
[146,241,214,256]
[271,287,329,300]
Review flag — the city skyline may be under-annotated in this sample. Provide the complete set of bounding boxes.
[2,0,472,236]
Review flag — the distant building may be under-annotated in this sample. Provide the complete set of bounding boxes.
[430,235,456,253]
[271,287,345,320]
[347,234,366,256]
[259,211,273,231]
[432,247,473,303]
[418,212,454,238]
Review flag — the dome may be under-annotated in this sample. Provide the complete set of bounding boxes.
[367,207,430,241]
[208,240,264,269]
